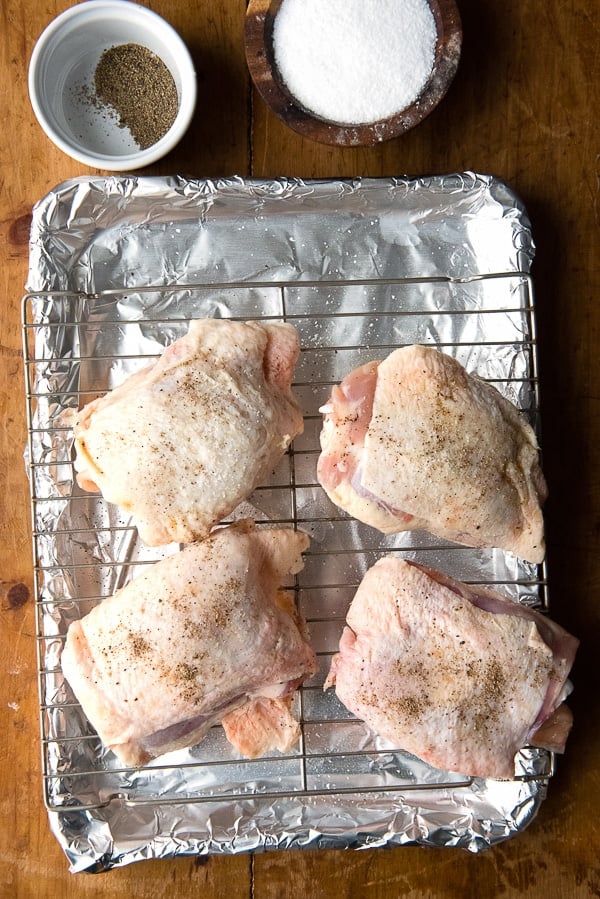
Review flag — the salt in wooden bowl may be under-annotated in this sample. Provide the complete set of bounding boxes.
[245,0,462,147]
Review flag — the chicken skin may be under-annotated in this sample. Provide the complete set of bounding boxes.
[61,521,317,766]
[74,319,303,546]
[317,345,547,563]
[325,558,578,779]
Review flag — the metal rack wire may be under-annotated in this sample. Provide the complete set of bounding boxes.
[22,272,551,815]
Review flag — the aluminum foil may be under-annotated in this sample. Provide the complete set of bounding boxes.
[24,174,551,873]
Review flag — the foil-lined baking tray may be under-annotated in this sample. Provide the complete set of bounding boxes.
[23,174,550,872]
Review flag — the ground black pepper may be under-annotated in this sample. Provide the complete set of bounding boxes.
[94,43,179,149]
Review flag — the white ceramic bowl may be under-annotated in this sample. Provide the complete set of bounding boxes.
[28,0,197,170]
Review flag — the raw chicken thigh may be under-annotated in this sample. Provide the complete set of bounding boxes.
[61,521,317,766]
[317,345,547,563]
[74,318,303,546]
[325,558,578,779]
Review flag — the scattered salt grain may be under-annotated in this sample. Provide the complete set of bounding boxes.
[273,0,437,126]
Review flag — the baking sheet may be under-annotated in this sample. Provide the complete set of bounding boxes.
[23,174,550,872]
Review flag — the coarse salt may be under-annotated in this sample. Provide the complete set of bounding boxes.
[273,0,437,126]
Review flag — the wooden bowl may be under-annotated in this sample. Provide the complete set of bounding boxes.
[245,0,462,147]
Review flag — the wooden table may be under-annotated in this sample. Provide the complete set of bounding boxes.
[1,1,598,895]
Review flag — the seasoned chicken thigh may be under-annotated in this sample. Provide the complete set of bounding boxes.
[318,345,547,563]
[74,319,303,546]
[325,558,578,779]
[61,521,317,766]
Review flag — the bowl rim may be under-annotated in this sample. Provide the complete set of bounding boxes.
[245,0,462,147]
[28,0,197,170]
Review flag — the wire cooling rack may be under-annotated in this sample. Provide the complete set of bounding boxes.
[22,272,551,816]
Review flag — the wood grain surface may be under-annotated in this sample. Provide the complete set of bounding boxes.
[1,0,598,896]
